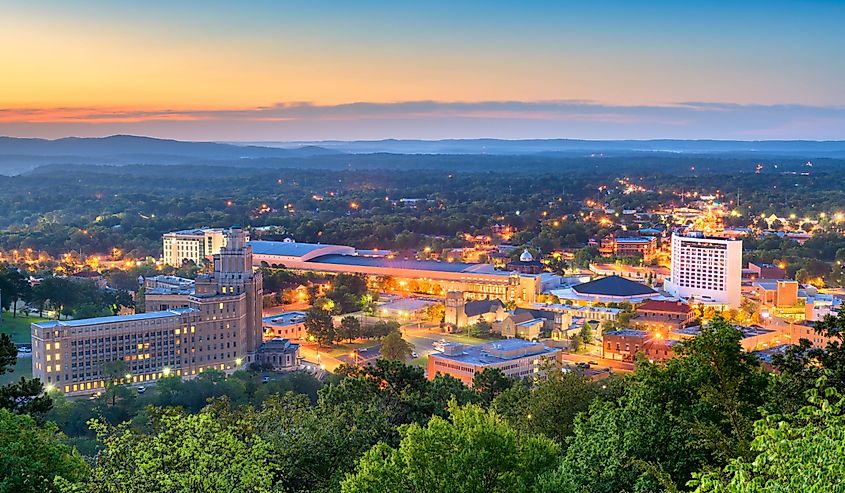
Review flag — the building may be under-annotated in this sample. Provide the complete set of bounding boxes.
[599,235,658,261]
[33,227,263,395]
[256,338,301,371]
[494,308,555,340]
[671,324,784,352]
[589,263,669,283]
[631,300,694,332]
[747,261,787,280]
[427,339,561,386]
[143,275,195,312]
[249,240,544,304]
[262,311,307,341]
[602,329,648,361]
[505,249,545,274]
[752,280,799,307]
[805,294,843,321]
[551,275,662,305]
[664,232,742,308]
[162,228,229,267]
[377,298,438,320]
[640,337,680,362]
[444,292,505,328]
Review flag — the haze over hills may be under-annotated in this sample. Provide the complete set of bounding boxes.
[238,138,845,157]
[2,134,845,175]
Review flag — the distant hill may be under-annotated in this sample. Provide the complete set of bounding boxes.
[2,135,845,175]
[246,138,845,157]
[0,134,339,158]
[0,135,340,173]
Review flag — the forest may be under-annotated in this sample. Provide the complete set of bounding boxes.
[2,314,845,492]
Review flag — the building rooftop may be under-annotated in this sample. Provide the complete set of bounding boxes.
[259,338,300,352]
[250,240,352,258]
[614,236,655,243]
[573,275,656,297]
[309,253,513,276]
[673,324,775,338]
[464,299,505,317]
[33,308,194,329]
[379,298,437,313]
[604,328,648,338]
[263,311,307,326]
[637,299,691,314]
[167,228,225,236]
[432,338,560,366]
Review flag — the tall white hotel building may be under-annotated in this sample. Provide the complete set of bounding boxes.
[664,232,742,308]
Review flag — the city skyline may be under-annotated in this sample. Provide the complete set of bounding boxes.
[2,0,844,140]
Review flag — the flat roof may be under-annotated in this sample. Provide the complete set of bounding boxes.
[432,338,559,366]
[308,253,513,276]
[33,309,193,329]
[250,240,348,257]
[379,298,437,312]
[263,311,307,326]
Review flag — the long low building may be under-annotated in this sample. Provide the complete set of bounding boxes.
[427,339,561,386]
[250,240,543,304]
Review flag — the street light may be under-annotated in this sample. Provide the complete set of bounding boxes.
[162,367,171,376]
[124,373,132,382]
[235,357,243,367]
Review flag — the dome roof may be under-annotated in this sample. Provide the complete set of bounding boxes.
[519,249,534,262]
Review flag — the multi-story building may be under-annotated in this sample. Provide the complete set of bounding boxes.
[599,235,658,261]
[427,339,560,386]
[162,228,229,267]
[664,232,742,308]
[33,228,263,395]
[631,299,694,332]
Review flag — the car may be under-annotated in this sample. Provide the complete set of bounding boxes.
[262,376,270,384]
[411,351,419,359]
[588,360,599,366]
[136,386,146,394]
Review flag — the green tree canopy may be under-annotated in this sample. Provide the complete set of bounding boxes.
[341,402,559,493]
[0,409,87,493]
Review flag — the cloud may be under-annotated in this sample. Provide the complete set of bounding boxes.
[0,101,843,140]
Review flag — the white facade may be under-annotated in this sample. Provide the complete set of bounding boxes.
[162,228,229,266]
[664,232,742,308]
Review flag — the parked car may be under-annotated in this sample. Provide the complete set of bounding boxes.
[136,386,146,394]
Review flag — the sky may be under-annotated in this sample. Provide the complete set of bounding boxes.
[1,0,844,141]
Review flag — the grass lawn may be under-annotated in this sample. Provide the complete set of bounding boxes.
[441,332,489,346]
[409,355,428,368]
[1,312,49,344]
[0,356,32,385]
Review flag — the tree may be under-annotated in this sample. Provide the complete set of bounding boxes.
[472,368,513,406]
[693,382,845,492]
[304,306,336,346]
[100,360,130,408]
[341,402,559,493]
[380,330,414,362]
[542,316,768,492]
[493,368,598,444]
[337,316,362,343]
[0,333,52,416]
[0,409,88,493]
[61,409,275,493]
[467,320,492,338]
[0,266,31,317]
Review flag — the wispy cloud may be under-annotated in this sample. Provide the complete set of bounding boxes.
[0,101,843,140]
